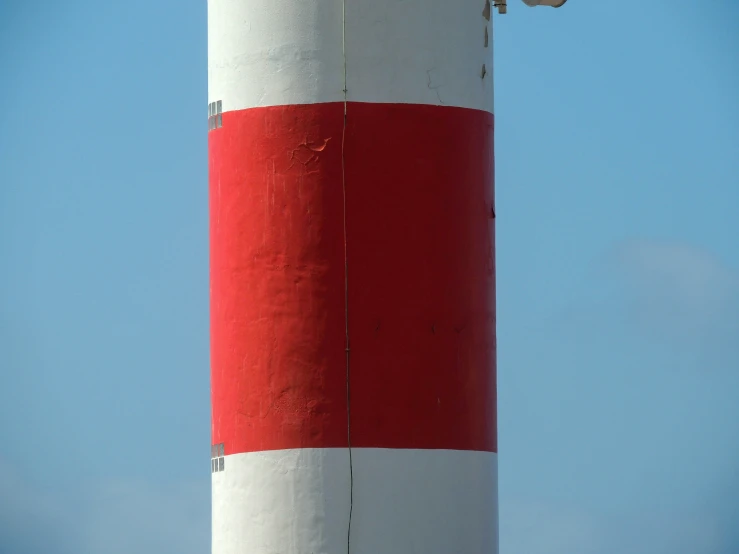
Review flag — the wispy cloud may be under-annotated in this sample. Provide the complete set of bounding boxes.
[605,238,739,354]
[540,237,739,369]
[538,237,739,362]
[505,238,739,554]
[610,238,738,323]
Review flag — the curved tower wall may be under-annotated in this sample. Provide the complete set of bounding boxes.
[208,0,497,551]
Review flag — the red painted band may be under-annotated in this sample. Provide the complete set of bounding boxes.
[209,102,496,455]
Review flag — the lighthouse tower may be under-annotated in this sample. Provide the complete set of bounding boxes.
[208,1,563,552]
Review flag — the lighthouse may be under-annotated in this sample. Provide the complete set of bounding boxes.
[208,0,564,552]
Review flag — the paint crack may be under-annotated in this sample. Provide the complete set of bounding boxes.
[426,69,446,105]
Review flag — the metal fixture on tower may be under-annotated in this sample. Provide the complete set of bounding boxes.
[496,0,568,14]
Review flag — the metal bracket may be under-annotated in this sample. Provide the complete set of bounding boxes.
[208,100,223,131]
[211,443,225,473]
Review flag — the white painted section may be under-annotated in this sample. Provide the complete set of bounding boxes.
[208,0,494,113]
[344,0,494,113]
[208,0,345,111]
[212,448,498,554]
[212,448,350,554]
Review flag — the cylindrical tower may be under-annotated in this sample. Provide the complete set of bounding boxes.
[208,0,497,552]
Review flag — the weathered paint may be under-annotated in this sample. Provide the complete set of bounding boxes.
[208,0,497,551]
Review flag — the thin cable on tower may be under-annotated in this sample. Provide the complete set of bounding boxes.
[341,0,354,552]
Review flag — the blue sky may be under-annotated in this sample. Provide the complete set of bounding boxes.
[1,1,737,552]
